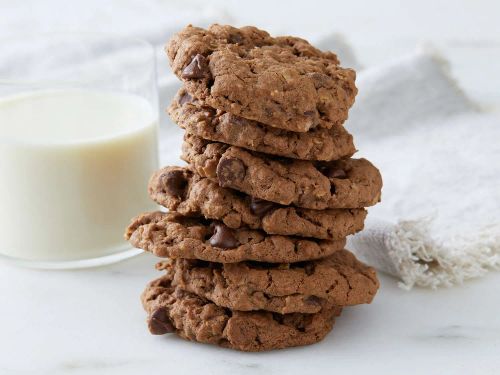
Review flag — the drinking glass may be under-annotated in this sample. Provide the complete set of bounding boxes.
[0,33,159,268]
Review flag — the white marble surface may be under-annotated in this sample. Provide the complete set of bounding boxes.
[1,254,500,374]
[2,0,500,374]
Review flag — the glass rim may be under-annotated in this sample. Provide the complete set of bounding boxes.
[0,31,156,86]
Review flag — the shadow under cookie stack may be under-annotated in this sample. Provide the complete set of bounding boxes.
[126,24,383,352]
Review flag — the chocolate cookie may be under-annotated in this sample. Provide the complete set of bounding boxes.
[142,274,342,351]
[169,88,356,161]
[182,134,382,209]
[149,166,367,240]
[166,24,357,132]
[158,248,378,314]
[125,211,346,263]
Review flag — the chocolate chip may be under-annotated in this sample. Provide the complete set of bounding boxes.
[320,166,347,179]
[217,158,246,187]
[156,275,171,286]
[161,170,187,198]
[178,91,192,106]
[305,295,321,306]
[303,110,315,116]
[304,263,315,276]
[148,308,174,335]
[272,313,285,324]
[227,33,243,44]
[330,168,347,178]
[181,54,211,80]
[250,197,276,217]
[296,322,306,333]
[209,223,240,249]
[322,165,346,195]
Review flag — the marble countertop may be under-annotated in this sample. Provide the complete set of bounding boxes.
[1,253,499,375]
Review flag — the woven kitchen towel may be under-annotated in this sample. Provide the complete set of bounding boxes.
[345,47,500,289]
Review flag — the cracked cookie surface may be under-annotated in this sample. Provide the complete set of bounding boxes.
[141,274,342,351]
[166,24,357,132]
[156,249,379,314]
[169,88,356,161]
[125,211,345,263]
[149,166,367,240]
[182,134,382,209]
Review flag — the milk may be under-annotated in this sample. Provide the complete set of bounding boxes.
[0,89,158,262]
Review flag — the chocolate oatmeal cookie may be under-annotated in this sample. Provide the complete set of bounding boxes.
[126,211,346,263]
[149,166,367,240]
[169,88,356,161]
[166,24,357,132]
[182,135,382,209]
[158,249,379,314]
[142,274,342,351]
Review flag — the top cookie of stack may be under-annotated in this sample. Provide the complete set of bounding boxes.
[167,24,357,134]
[126,24,382,352]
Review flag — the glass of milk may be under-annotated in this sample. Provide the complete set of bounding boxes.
[0,34,159,268]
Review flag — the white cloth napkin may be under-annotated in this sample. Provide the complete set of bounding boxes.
[346,48,500,289]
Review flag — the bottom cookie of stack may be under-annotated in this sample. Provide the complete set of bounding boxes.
[139,247,379,352]
[142,274,343,352]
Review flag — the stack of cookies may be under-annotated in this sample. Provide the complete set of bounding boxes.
[126,24,383,352]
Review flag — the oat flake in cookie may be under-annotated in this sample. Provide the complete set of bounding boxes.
[169,88,356,161]
[166,24,357,132]
[141,273,342,351]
